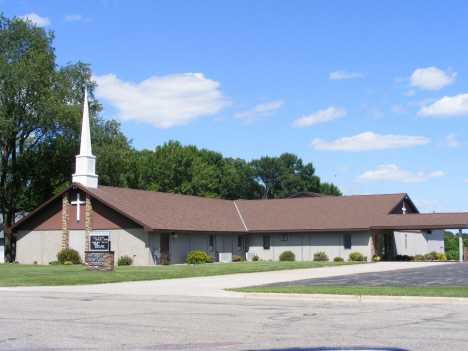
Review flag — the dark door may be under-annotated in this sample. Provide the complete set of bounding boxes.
[161,233,170,253]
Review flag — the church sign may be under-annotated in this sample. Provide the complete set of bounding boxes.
[85,231,114,271]
[89,231,110,251]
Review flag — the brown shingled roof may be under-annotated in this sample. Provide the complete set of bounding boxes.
[8,184,468,234]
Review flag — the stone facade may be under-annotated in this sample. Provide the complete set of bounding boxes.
[85,251,115,271]
[85,194,93,251]
[61,192,70,250]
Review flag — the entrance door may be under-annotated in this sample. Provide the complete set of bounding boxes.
[161,233,170,254]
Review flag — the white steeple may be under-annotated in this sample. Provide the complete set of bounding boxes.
[72,88,98,188]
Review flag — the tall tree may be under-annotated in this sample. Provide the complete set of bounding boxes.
[0,15,131,262]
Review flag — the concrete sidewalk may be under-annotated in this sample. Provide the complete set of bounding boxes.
[1,261,456,299]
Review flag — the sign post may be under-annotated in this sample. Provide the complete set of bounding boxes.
[85,231,115,271]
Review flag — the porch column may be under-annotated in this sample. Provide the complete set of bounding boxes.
[459,228,463,263]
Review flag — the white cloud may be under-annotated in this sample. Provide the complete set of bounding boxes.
[64,14,82,22]
[354,164,445,183]
[234,100,283,124]
[438,134,459,148]
[293,107,346,127]
[410,67,456,91]
[309,132,431,152]
[463,179,468,184]
[19,13,51,26]
[94,73,231,128]
[407,98,437,107]
[403,89,415,96]
[417,94,468,118]
[391,105,408,115]
[335,166,347,172]
[329,70,367,80]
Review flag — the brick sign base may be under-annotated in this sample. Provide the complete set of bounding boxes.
[85,251,115,271]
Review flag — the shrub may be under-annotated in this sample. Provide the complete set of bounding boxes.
[395,254,411,261]
[279,251,296,261]
[348,252,366,262]
[438,253,447,261]
[207,256,215,263]
[57,248,82,265]
[49,261,60,265]
[160,252,171,265]
[186,251,210,264]
[313,251,329,262]
[117,255,133,266]
[63,261,73,265]
[446,251,459,261]
[333,257,344,262]
[232,255,246,262]
[414,254,425,261]
[252,255,259,261]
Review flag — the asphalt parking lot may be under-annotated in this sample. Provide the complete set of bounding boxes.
[256,262,468,288]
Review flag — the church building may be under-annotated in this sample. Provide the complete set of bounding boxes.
[7,92,468,265]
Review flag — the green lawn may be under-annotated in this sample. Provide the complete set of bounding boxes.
[0,261,363,287]
[231,286,468,298]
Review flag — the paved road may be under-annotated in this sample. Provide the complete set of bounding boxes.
[1,290,468,351]
[257,263,468,288]
[2,262,467,351]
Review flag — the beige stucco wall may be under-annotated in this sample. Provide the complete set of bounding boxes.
[16,230,62,264]
[247,231,372,262]
[110,228,149,266]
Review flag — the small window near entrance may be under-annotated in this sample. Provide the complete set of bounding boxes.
[344,234,351,249]
[238,235,243,251]
[263,235,270,250]
[209,235,214,251]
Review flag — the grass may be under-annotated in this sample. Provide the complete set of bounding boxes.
[231,286,468,298]
[0,261,363,287]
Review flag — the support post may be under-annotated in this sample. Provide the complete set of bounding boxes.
[459,228,463,263]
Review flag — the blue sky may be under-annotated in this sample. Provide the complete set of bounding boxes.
[4,1,468,214]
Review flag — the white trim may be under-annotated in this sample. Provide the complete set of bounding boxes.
[234,201,248,231]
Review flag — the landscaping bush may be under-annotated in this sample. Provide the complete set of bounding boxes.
[438,253,447,261]
[160,252,171,265]
[186,251,210,264]
[333,257,344,262]
[279,251,296,261]
[413,254,425,261]
[313,251,329,262]
[117,255,134,266]
[232,255,246,262]
[252,255,259,261]
[57,248,82,265]
[63,261,73,265]
[49,261,60,265]
[446,251,459,261]
[207,256,215,263]
[395,254,412,261]
[348,252,366,262]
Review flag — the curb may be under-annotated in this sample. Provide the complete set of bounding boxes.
[244,292,468,304]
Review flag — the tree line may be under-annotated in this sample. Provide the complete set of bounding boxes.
[1,14,340,262]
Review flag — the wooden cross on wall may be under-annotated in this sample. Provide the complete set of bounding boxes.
[71,193,86,222]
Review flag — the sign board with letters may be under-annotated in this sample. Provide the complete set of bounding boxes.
[89,231,110,252]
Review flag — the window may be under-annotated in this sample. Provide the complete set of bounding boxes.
[344,234,351,249]
[263,235,270,250]
[209,235,214,251]
[238,235,243,251]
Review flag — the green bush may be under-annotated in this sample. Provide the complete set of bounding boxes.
[117,255,134,266]
[438,253,447,261]
[186,251,210,264]
[279,251,296,261]
[207,256,215,263]
[446,251,459,261]
[232,255,246,262]
[57,248,82,265]
[333,257,344,262]
[252,255,259,261]
[313,251,329,262]
[414,254,425,261]
[49,261,60,265]
[348,252,366,262]
[63,261,73,265]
